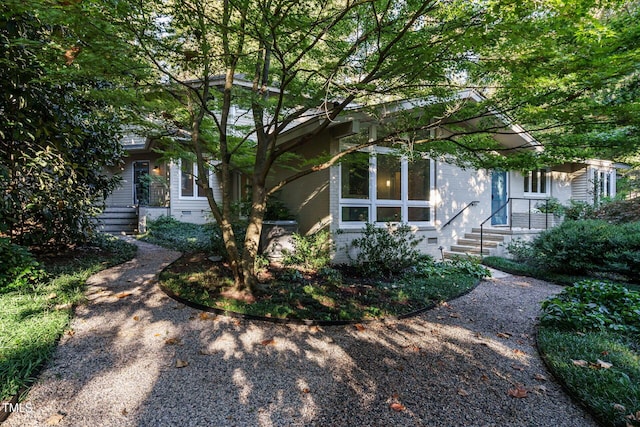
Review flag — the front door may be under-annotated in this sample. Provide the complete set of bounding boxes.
[133,161,150,206]
[491,171,508,226]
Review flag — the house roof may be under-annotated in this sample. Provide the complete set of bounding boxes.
[276,90,543,152]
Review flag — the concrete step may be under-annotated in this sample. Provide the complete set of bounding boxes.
[464,233,505,242]
[456,238,498,248]
[471,227,514,235]
[450,245,491,255]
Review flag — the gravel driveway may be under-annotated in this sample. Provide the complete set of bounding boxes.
[3,240,598,427]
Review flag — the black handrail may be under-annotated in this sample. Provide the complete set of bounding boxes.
[480,197,551,256]
[441,200,479,229]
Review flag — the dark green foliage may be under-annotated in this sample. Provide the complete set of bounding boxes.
[505,238,536,263]
[563,200,597,221]
[141,216,215,254]
[531,220,640,278]
[481,256,587,286]
[593,197,640,224]
[541,280,640,333]
[348,223,426,278]
[0,238,45,293]
[538,328,640,427]
[282,231,333,270]
[415,257,490,280]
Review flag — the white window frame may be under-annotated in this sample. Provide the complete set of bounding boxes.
[179,159,210,200]
[523,168,550,196]
[591,168,615,203]
[338,144,434,228]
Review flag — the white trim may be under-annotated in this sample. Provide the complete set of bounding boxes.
[338,142,434,228]
[178,159,210,200]
[523,168,550,197]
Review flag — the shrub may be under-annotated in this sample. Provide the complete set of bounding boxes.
[142,216,215,253]
[530,219,640,278]
[0,237,45,293]
[505,238,536,263]
[348,223,425,277]
[563,200,596,220]
[282,230,333,270]
[541,280,640,333]
[593,197,640,224]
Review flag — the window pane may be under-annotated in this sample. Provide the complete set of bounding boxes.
[408,207,430,222]
[197,164,207,197]
[524,173,530,193]
[181,161,194,197]
[341,152,369,199]
[540,169,547,193]
[531,170,539,193]
[342,206,369,222]
[376,206,401,222]
[408,158,430,200]
[376,154,401,200]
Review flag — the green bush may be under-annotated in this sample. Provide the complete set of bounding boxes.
[282,230,334,270]
[593,197,640,224]
[530,219,640,278]
[141,216,215,253]
[563,200,596,220]
[0,238,45,293]
[541,280,640,333]
[505,238,536,263]
[415,256,490,279]
[348,223,426,277]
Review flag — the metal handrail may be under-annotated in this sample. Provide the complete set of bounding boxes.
[441,200,479,229]
[480,197,551,256]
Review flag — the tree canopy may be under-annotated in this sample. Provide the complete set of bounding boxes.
[0,0,147,247]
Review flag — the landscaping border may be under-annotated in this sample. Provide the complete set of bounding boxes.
[157,278,482,326]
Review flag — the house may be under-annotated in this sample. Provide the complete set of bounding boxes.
[100,91,618,261]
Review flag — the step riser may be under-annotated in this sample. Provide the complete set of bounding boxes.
[464,233,504,242]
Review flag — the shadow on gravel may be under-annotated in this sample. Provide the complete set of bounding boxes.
[6,245,598,427]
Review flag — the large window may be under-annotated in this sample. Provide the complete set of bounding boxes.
[180,160,207,198]
[340,147,433,225]
[523,168,549,195]
[593,169,614,204]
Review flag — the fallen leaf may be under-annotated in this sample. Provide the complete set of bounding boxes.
[116,292,132,299]
[354,323,365,331]
[165,337,181,345]
[457,388,470,396]
[133,316,140,321]
[154,333,161,337]
[46,412,66,425]
[532,385,548,394]
[199,312,212,320]
[175,359,189,368]
[571,359,589,367]
[121,408,128,415]
[390,403,405,412]
[260,339,276,346]
[534,373,548,381]
[66,329,75,336]
[406,345,421,353]
[507,386,528,398]
[497,332,512,339]
[309,325,320,333]
[511,364,525,371]
[46,293,58,300]
[595,359,613,369]
[513,349,526,356]
[480,374,489,381]
[449,312,460,318]
[613,403,626,413]
[302,388,311,394]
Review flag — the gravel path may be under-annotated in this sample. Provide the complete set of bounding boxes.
[4,240,598,427]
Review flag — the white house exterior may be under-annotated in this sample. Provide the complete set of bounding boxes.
[100,93,618,261]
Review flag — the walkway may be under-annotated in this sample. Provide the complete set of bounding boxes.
[4,240,597,426]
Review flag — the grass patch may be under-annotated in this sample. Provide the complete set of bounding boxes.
[0,235,136,401]
[159,253,483,321]
[538,328,640,426]
[482,256,590,286]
